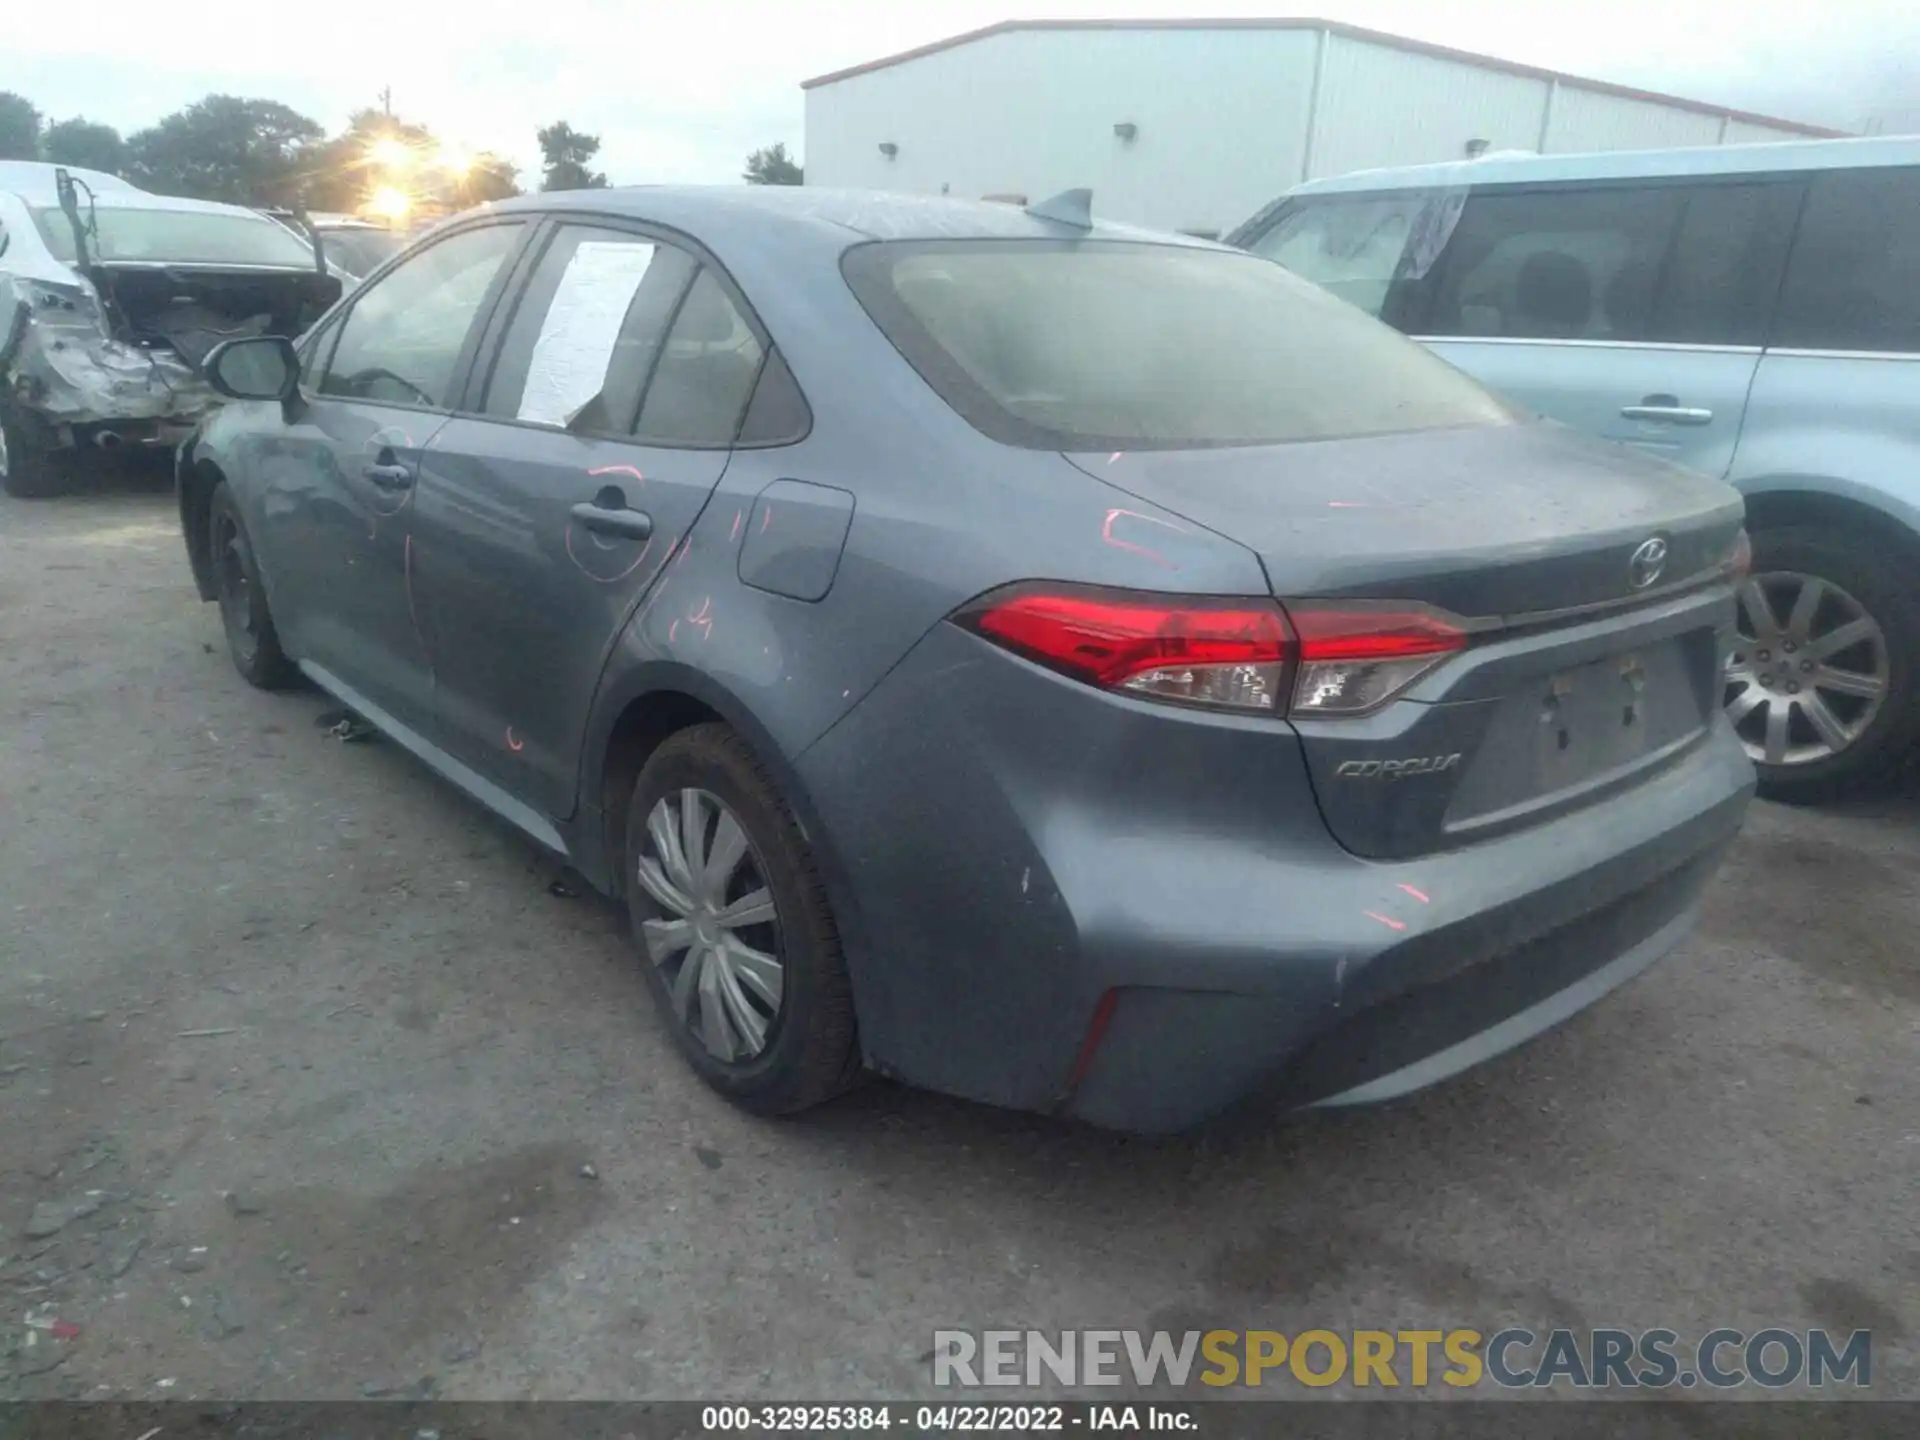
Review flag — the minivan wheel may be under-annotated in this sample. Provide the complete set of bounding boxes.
[0,404,74,499]
[207,482,298,690]
[623,723,860,1114]
[1725,526,1920,803]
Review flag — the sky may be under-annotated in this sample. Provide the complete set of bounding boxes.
[7,0,1919,185]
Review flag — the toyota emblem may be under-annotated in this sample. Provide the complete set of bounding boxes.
[1628,536,1668,590]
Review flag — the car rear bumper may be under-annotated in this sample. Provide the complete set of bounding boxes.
[796,624,1754,1133]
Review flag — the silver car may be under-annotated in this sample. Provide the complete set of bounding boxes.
[1,162,339,496]
[1231,135,1920,802]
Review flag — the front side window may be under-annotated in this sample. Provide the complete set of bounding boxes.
[318,222,522,409]
[844,239,1512,451]
[1773,167,1920,354]
[31,205,319,267]
[484,225,696,432]
[1247,194,1430,318]
[319,228,405,279]
[1417,186,1684,342]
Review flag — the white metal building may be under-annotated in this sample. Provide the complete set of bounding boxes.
[802,19,1840,236]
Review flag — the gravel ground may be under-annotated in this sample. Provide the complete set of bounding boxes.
[2,469,1916,1403]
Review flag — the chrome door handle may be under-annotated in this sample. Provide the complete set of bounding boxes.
[1620,404,1713,426]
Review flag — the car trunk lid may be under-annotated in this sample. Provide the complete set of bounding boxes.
[1066,421,1745,858]
[92,265,340,371]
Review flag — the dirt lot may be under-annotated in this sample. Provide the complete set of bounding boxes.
[2,469,1917,1402]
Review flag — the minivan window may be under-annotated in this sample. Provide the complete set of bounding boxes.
[1246,195,1424,317]
[1772,166,1920,354]
[1418,185,1683,342]
[843,239,1513,451]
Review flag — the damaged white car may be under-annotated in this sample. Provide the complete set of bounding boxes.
[0,163,341,497]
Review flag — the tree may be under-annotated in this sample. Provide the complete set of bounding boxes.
[290,107,437,212]
[744,142,803,186]
[0,91,40,161]
[537,121,607,191]
[460,153,523,204]
[42,118,125,175]
[125,96,323,204]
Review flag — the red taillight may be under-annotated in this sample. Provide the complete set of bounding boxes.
[1285,604,1466,716]
[957,586,1294,712]
[956,586,1469,717]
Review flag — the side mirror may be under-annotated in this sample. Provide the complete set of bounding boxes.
[204,335,300,402]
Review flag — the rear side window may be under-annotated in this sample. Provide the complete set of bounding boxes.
[1773,167,1920,354]
[843,239,1512,451]
[483,225,697,432]
[632,269,765,448]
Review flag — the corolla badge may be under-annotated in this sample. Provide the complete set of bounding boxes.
[1336,754,1462,779]
[1628,536,1668,590]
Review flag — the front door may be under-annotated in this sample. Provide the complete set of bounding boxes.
[253,220,528,734]
[412,221,768,820]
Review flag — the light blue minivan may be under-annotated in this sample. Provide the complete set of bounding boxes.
[1230,136,1920,802]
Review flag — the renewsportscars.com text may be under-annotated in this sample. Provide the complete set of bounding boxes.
[931,1328,1872,1390]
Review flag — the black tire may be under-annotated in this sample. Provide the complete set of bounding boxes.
[1731,525,1920,804]
[0,404,74,499]
[623,723,861,1115]
[207,482,298,690]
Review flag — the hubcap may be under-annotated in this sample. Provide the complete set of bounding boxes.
[1724,570,1888,767]
[634,787,784,1063]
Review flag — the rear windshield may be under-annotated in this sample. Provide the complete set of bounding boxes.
[32,205,318,267]
[842,239,1513,450]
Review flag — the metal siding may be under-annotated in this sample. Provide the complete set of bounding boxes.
[1308,33,1550,179]
[1723,118,1820,145]
[1547,86,1726,152]
[803,28,1318,234]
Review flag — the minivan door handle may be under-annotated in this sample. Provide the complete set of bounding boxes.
[1621,395,1713,426]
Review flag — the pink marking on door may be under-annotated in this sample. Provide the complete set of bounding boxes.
[588,464,645,484]
[1397,884,1430,903]
[1364,911,1407,932]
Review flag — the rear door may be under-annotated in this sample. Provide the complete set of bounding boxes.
[411,219,765,819]
[1250,178,1801,479]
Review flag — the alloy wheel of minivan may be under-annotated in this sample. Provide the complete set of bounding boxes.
[1725,570,1889,768]
[634,786,786,1062]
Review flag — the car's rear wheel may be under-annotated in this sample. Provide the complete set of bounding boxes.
[623,723,860,1114]
[1724,526,1920,803]
[0,403,74,499]
[207,482,298,690]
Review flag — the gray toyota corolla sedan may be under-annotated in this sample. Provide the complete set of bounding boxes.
[177,186,1755,1133]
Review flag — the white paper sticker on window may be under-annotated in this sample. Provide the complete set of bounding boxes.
[518,240,659,427]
